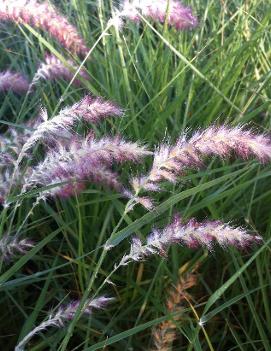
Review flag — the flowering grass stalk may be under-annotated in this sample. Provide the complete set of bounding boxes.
[119,215,261,265]
[0,235,33,261]
[15,296,113,351]
[130,125,271,208]
[119,0,198,30]
[0,0,89,55]
[0,70,29,94]
[25,135,150,198]
[18,95,123,159]
[30,54,89,89]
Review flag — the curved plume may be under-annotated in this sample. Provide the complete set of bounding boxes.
[132,125,271,195]
[24,135,150,198]
[120,0,198,30]
[0,0,89,55]
[0,235,33,261]
[19,95,123,158]
[15,296,113,351]
[31,54,89,88]
[120,215,261,265]
[0,70,29,94]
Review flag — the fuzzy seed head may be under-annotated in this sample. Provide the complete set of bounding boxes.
[15,296,113,351]
[31,54,89,88]
[0,0,89,55]
[19,95,123,157]
[0,70,29,94]
[24,134,149,198]
[0,235,34,261]
[132,125,271,196]
[121,0,198,30]
[120,215,261,264]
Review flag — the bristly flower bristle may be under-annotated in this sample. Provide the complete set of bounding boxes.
[24,135,150,198]
[119,215,261,265]
[0,0,89,56]
[31,54,89,88]
[120,0,198,30]
[0,120,44,204]
[0,235,34,261]
[0,70,29,94]
[15,296,114,351]
[19,95,123,158]
[132,125,271,196]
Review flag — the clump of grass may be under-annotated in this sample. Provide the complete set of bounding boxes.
[0,0,270,350]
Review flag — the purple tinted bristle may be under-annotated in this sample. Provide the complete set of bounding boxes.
[0,0,89,55]
[31,54,89,88]
[131,125,271,201]
[121,0,198,31]
[0,70,29,94]
[120,216,261,264]
[0,236,34,262]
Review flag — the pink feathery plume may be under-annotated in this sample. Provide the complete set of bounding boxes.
[119,215,261,265]
[132,125,271,194]
[0,235,34,261]
[31,54,89,88]
[15,296,113,351]
[0,121,42,204]
[0,70,29,94]
[24,135,150,198]
[25,157,123,198]
[0,169,13,204]
[19,95,123,158]
[0,0,89,56]
[68,134,152,165]
[0,117,43,163]
[120,0,198,30]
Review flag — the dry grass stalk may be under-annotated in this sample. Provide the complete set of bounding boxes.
[151,266,199,351]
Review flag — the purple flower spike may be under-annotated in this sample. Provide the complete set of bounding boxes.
[75,95,123,124]
[132,125,271,199]
[119,215,261,265]
[15,296,114,351]
[31,54,89,88]
[19,95,123,158]
[0,235,34,262]
[25,134,150,198]
[0,0,89,56]
[121,0,198,30]
[0,70,29,94]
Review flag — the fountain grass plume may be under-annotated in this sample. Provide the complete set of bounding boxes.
[18,95,123,159]
[119,215,262,265]
[0,70,29,94]
[15,296,114,351]
[31,54,89,88]
[0,0,89,56]
[120,0,198,30]
[151,268,198,351]
[24,134,150,198]
[0,235,34,261]
[132,125,271,197]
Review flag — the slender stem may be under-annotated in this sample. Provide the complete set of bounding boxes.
[185,296,215,351]
[59,197,133,350]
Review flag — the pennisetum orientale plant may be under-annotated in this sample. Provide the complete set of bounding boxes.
[0,0,268,350]
[0,0,89,56]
